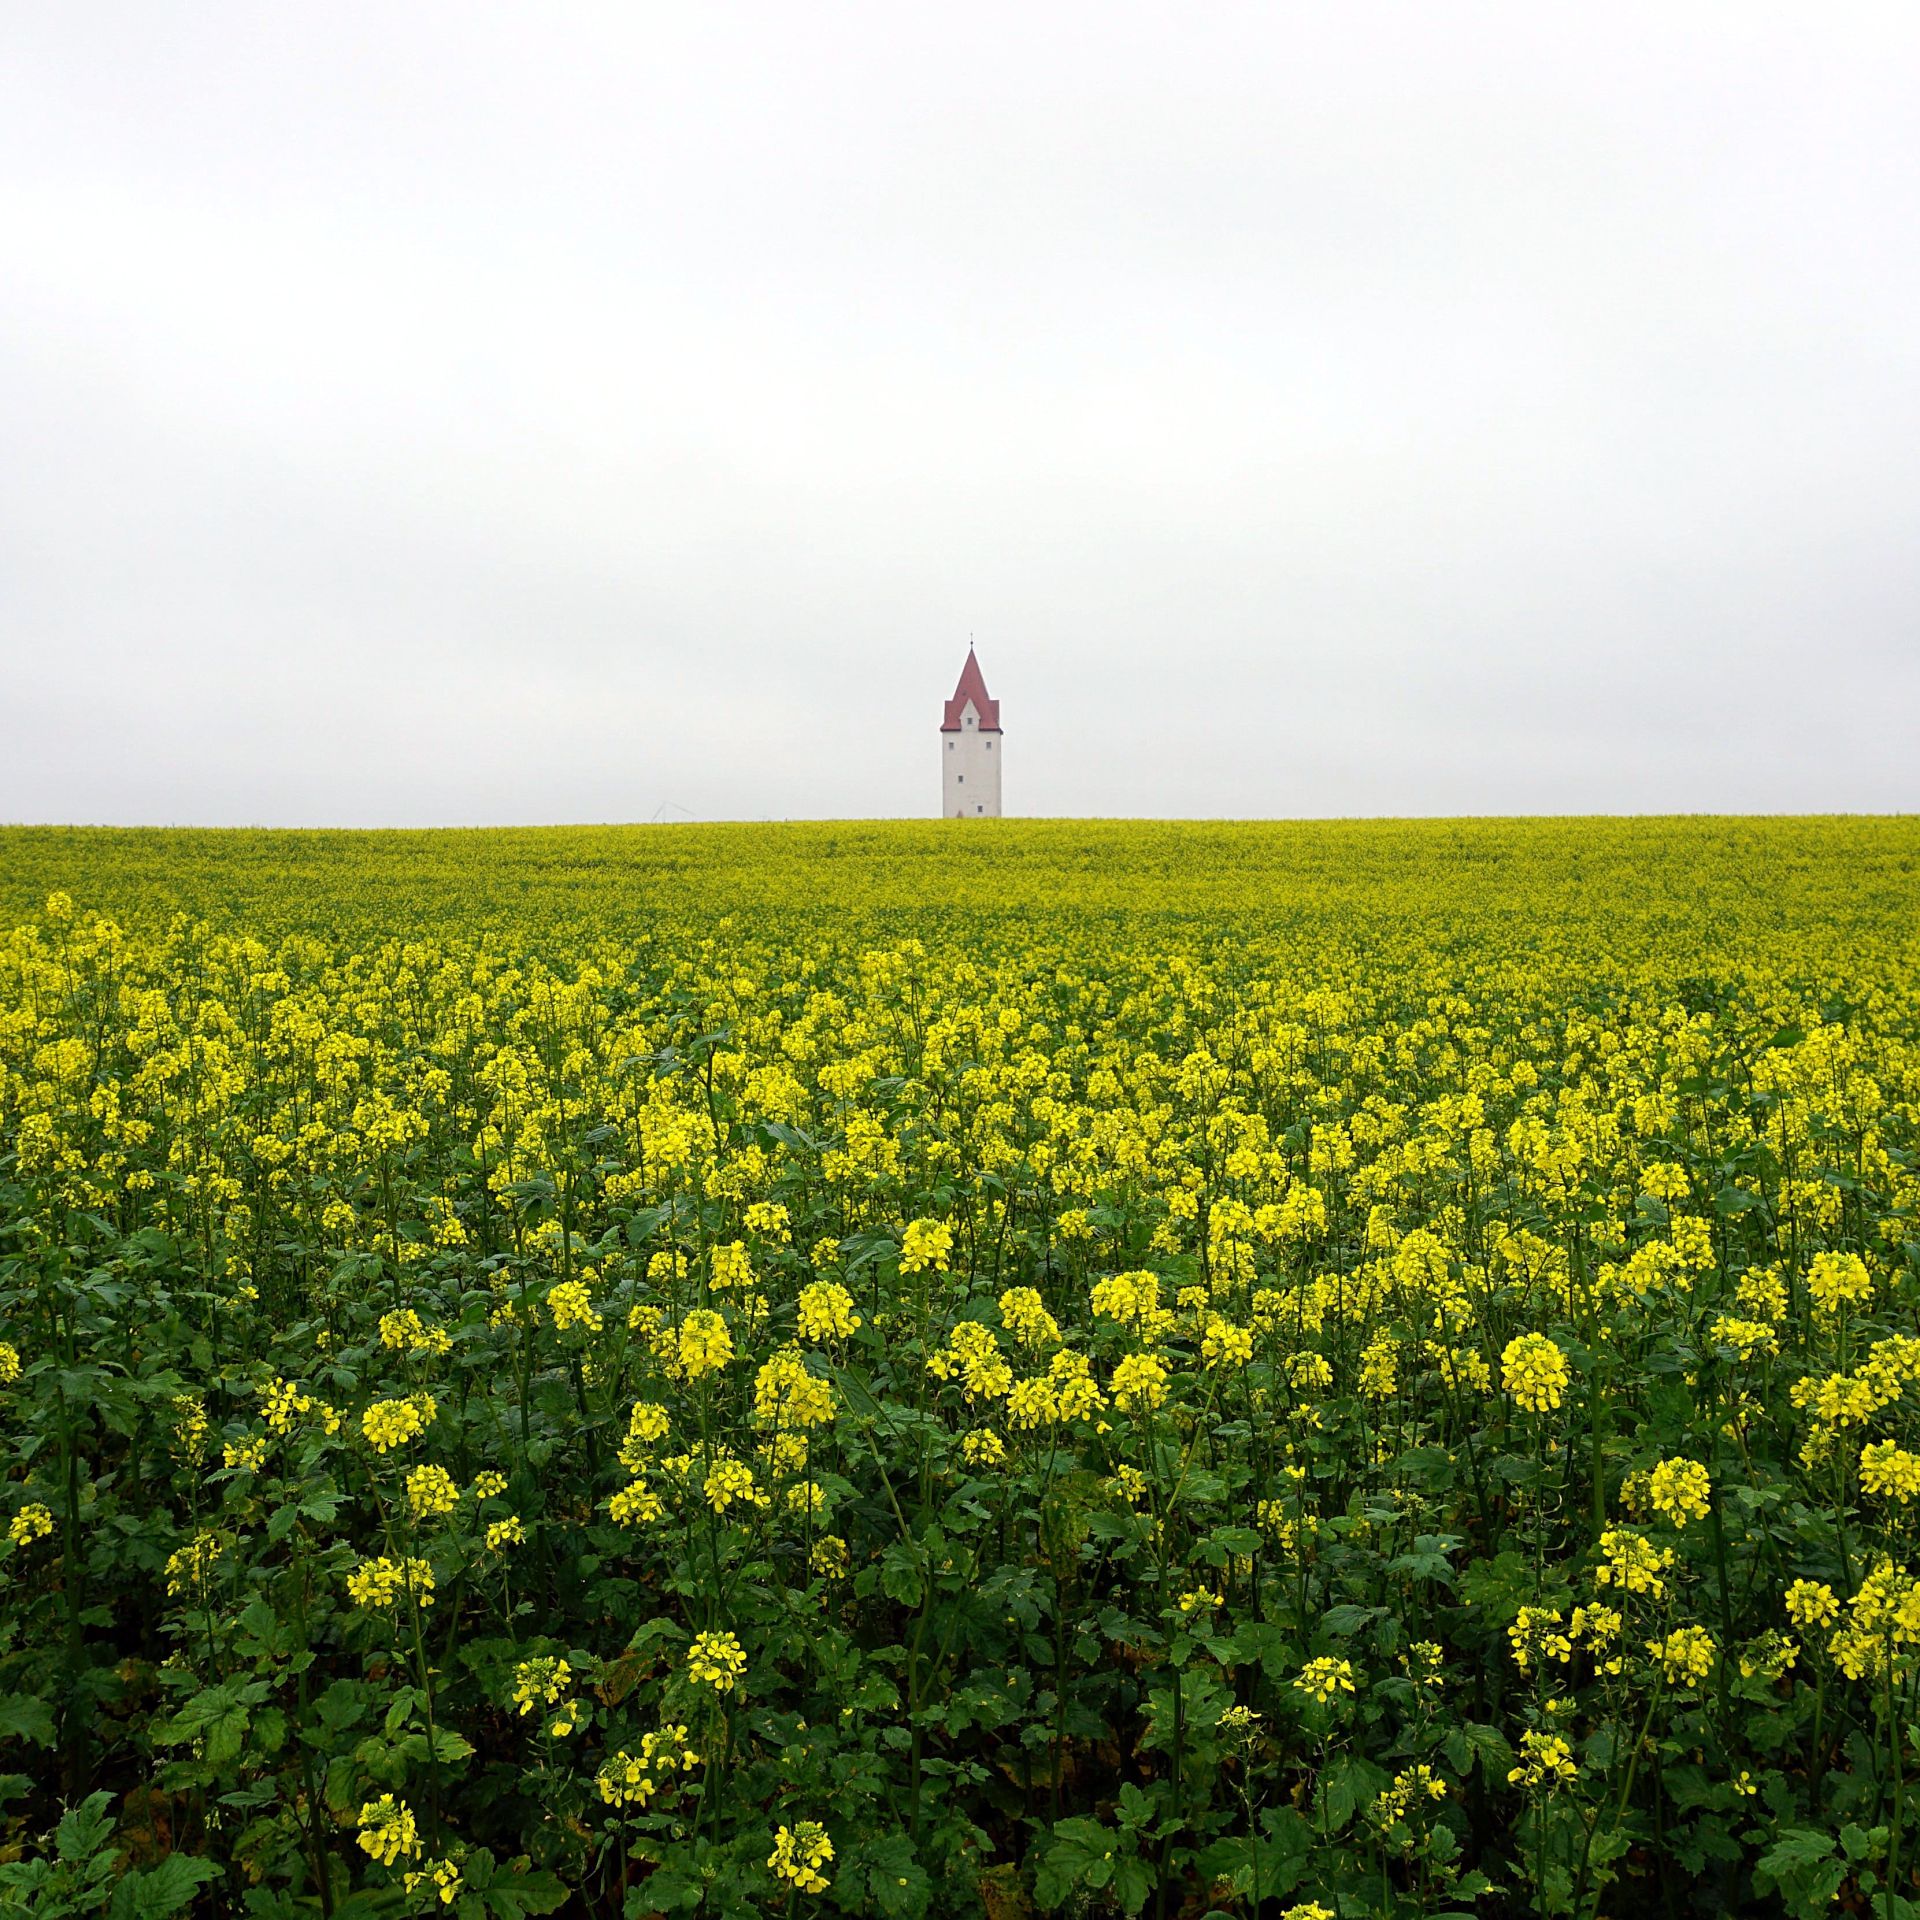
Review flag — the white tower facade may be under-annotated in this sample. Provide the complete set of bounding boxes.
[941,647,1003,817]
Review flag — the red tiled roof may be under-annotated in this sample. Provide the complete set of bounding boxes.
[941,648,1001,731]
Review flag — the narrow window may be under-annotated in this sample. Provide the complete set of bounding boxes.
[957,774,963,783]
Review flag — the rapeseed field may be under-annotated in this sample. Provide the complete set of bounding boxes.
[1,819,1917,1919]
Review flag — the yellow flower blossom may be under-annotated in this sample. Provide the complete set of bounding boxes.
[796,1281,860,1343]
[1502,1333,1570,1414]
[362,1395,436,1454]
[768,1822,833,1894]
[1294,1656,1356,1704]
[687,1630,747,1692]
[1647,1625,1716,1687]
[355,1795,421,1867]
[1648,1456,1711,1529]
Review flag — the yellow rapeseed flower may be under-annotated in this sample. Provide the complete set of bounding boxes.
[768,1821,833,1893]
[9,1504,55,1546]
[1501,1333,1570,1414]
[1294,1656,1356,1704]
[899,1219,954,1275]
[1647,1456,1711,1528]
[1647,1625,1716,1687]
[355,1795,421,1867]
[1785,1578,1839,1629]
[362,1395,436,1454]
[687,1630,747,1692]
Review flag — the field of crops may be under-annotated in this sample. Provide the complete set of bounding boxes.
[1,818,1917,1920]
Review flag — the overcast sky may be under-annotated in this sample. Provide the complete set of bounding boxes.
[3,5,1917,824]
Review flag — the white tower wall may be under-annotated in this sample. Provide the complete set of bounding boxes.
[941,701,1002,817]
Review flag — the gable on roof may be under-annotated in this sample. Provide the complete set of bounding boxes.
[941,649,1001,731]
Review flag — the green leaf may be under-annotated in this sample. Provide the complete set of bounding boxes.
[1755,1827,1846,1920]
[1456,1722,1514,1779]
[1033,1819,1115,1911]
[107,1854,223,1920]
[880,1541,925,1609]
[0,1695,55,1749]
[1385,1547,1458,1585]
[313,1680,369,1735]
[1255,1809,1312,1899]
[1759,1828,1837,1871]
[863,1832,931,1920]
[1841,1823,1884,1863]
[478,1863,569,1918]
[625,1866,702,1912]
[1318,1754,1389,1832]
[1319,1604,1382,1637]
[629,1867,704,1912]
[54,1792,117,1865]
[1205,1525,1263,1558]
[1112,1854,1154,1916]
[156,1677,265,1771]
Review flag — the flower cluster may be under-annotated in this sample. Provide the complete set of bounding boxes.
[362,1395,436,1453]
[355,1795,421,1867]
[8,1504,53,1546]
[597,1726,702,1808]
[768,1822,834,1893]
[346,1555,435,1610]
[1647,1456,1711,1529]
[899,1219,953,1275]
[687,1630,747,1693]
[796,1281,860,1343]
[1294,1657,1356,1704]
[1508,1731,1578,1793]
[1501,1333,1570,1414]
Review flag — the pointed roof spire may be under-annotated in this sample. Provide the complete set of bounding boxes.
[941,646,1001,731]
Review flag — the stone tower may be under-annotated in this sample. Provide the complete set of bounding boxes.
[941,647,1002,817]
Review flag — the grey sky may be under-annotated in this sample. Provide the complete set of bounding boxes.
[3,4,1916,824]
